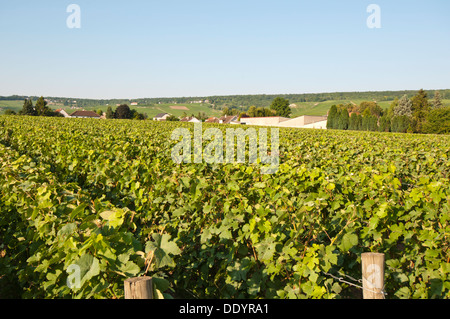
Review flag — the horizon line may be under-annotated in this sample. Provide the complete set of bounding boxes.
[1,88,448,101]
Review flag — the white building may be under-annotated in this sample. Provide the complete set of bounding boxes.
[277,116,328,129]
[56,109,71,118]
[240,115,328,129]
[240,116,290,126]
[70,110,101,119]
[153,113,171,121]
[180,116,201,123]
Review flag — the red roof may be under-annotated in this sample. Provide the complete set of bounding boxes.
[205,117,219,123]
[70,111,101,118]
[219,116,237,124]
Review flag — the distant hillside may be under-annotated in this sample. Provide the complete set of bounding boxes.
[2,89,449,116]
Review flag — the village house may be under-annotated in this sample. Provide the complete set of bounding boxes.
[219,115,238,124]
[153,113,171,121]
[277,116,328,129]
[180,116,201,123]
[239,116,290,126]
[70,110,102,119]
[205,117,220,123]
[240,115,328,129]
[55,109,71,118]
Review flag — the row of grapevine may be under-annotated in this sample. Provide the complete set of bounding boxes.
[0,116,449,299]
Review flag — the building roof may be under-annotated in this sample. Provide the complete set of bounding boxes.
[277,116,328,128]
[219,115,238,124]
[205,117,219,123]
[180,116,200,122]
[239,116,289,126]
[70,110,101,118]
[154,113,169,118]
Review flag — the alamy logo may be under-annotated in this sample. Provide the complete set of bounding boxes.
[367,4,381,29]
[66,264,81,289]
[171,123,280,174]
[66,4,81,29]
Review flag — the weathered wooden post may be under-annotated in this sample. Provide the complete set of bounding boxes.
[361,253,385,299]
[124,276,153,299]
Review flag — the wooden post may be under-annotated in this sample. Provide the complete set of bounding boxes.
[361,253,385,299]
[124,276,153,299]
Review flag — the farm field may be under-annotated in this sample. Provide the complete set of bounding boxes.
[289,100,394,117]
[0,100,24,113]
[0,116,449,299]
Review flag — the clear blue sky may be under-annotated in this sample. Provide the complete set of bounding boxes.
[0,0,449,99]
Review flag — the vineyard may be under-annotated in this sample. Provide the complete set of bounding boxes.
[0,116,449,299]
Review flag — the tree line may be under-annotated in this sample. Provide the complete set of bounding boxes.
[13,97,61,117]
[105,105,147,120]
[222,97,293,118]
[5,89,446,110]
[326,89,449,134]
[8,98,147,121]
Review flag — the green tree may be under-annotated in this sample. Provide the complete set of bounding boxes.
[270,97,291,117]
[433,91,443,109]
[422,106,450,134]
[4,109,17,115]
[387,97,398,118]
[197,112,208,121]
[35,96,50,116]
[238,112,249,120]
[106,107,114,119]
[327,105,338,129]
[391,115,411,133]
[356,114,363,131]
[359,101,383,117]
[166,114,180,121]
[410,89,430,133]
[370,115,379,131]
[247,106,257,117]
[256,107,264,117]
[20,99,36,116]
[394,95,413,117]
[361,115,369,131]
[361,109,372,131]
[222,107,240,116]
[132,111,146,120]
[115,104,132,119]
[337,108,349,130]
[349,113,358,130]
[222,107,230,116]
[378,115,391,132]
